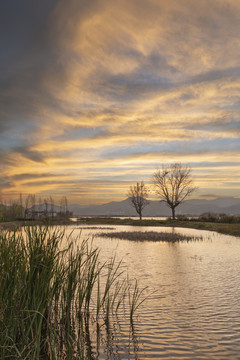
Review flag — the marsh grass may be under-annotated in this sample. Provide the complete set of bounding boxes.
[128,279,149,321]
[0,226,146,359]
[97,230,203,242]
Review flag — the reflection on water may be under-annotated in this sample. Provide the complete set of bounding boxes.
[64,225,240,359]
[64,312,141,359]
[75,314,141,359]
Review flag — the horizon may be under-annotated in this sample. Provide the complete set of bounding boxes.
[1,194,240,208]
[1,1,240,204]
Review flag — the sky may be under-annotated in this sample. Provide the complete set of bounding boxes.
[0,0,240,205]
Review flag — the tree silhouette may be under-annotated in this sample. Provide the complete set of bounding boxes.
[128,181,149,220]
[153,163,197,220]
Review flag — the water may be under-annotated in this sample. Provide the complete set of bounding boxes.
[65,224,240,359]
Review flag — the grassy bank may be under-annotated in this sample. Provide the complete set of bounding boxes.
[77,217,240,237]
[0,218,76,231]
[0,226,146,359]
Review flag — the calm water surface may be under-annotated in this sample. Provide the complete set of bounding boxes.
[64,224,240,359]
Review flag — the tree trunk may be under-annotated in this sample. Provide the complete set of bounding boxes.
[139,212,142,220]
[171,207,176,220]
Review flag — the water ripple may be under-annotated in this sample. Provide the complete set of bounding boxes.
[68,225,240,359]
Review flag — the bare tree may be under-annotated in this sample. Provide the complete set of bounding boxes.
[60,196,68,217]
[49,196,54,218]
[63,196,68,216]
[44,198,48,216]
[29,194,36,219]
[18,193,24,219]
[24,195,31,219]
[128,181,149,220]
[153,163,197,220]
[38,196,42,211]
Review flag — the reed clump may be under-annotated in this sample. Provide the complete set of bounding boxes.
[97,230,203,242]
[0,226,146,359]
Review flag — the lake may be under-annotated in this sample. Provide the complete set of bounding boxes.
[64,224,240,359]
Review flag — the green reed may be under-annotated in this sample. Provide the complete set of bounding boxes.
[128,279,149,321]
[0,226,146,359]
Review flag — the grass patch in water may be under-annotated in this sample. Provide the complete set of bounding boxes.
[97,230,203,242]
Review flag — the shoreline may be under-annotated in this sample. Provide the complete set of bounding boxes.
[0,218,76,231]
[76,217,240,237]
[0,217,240,237]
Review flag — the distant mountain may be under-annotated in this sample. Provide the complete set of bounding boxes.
[69,199,135,216]
[68,197,240,217]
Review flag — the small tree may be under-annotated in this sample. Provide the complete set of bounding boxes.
[153,163,197,220]
[128,181,149,220]
[59,196,69,217]
[44,199,49,217]
[48,196,54,218]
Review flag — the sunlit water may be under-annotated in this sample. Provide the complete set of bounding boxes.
[63,224,240,359]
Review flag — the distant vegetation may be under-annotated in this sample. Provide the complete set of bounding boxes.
[0,194,72,222]
[194,213,240,224]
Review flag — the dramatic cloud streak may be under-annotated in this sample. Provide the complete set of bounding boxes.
[0,0,240,203]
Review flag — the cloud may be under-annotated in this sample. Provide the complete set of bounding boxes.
[13,147,47,163]
[1,0,240,202]
[10,172,70,181]
[0,177,12,190]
